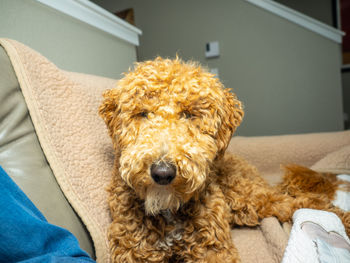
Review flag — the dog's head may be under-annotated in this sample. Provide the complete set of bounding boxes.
[99,57,243,215]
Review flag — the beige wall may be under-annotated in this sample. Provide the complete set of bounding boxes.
[0,0,137,79]
[92,0,344,136]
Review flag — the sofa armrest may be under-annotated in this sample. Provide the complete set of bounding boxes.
[0,46,95,258]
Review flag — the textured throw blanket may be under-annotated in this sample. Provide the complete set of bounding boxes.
[1,38,349,263]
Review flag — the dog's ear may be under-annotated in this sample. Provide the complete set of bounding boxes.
[99,89,120,133]
[216,89,244,155]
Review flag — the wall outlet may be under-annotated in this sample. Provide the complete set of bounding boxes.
[205,41,219,58]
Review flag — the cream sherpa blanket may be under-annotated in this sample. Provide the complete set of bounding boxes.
[1,38,349,263]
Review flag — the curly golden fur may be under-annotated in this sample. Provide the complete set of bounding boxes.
[99,57,350,263]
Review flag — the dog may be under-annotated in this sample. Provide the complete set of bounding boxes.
[99,57,349,262]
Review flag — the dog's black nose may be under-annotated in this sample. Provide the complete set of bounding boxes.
[150,162,176,185]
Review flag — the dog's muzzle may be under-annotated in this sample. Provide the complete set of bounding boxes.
[150,162,176,185]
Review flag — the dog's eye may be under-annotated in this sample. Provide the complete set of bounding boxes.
[180,110,194,119]
[136,111,148,118]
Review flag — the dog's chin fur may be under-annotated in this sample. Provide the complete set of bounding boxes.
[145,185,181,215]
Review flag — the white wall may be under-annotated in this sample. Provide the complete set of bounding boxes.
[0,0,138,79]
[92,0,344,136]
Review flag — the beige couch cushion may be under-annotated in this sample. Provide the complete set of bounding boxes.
[227,131,350,185]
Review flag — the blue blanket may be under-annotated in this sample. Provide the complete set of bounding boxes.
[0,166,95,263]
